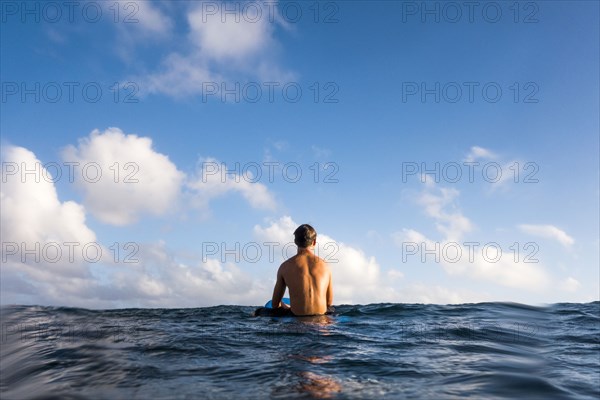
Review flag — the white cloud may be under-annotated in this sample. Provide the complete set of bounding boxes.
[2,239,268,308]
[396,183,551,292]
[396,284,490,304]
[253,215,297,243]
[393,228,431,246]
[1,145,96,251]
[5,126,277,228]
[62,128,185,225]
[463,145,497,162]
[99,242,268,307]
[1,145,100,302]
[135,1,293,98]
[107,1,173,63]
[387,269,404,280]
[321,233,381,304]
[461,145,539,191]
[416,185,472,242]
[446,245,550,291]
[187,158,277,212]
[561,277,581,292]
[518,224,575,248]
[109,1,173,37]
[188,4,272,62]
[129,0,173,36]
[143,53,219,98]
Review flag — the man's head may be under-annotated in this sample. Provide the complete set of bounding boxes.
[294,224,317,248]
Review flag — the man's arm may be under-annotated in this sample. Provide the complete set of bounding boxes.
[326,270,333,307]
[271,265,286,308]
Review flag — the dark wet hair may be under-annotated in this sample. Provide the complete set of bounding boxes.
[294,224,317,248]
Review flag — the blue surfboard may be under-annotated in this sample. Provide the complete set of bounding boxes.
[264,297,290,309]
[254,298,341,318]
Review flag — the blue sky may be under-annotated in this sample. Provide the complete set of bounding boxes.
[1,0,598,307]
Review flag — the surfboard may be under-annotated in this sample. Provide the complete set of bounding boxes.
[264,297,290,309]
[254,298,337,317]
[254,298,293,317]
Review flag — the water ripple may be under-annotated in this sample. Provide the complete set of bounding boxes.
[1,302,598,399]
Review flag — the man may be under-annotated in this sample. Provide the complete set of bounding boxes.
[270,224,334,316]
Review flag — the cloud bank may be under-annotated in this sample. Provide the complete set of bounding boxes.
[252,216,480,305]
[1,129,280,308]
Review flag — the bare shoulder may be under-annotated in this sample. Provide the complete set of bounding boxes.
[314,255,330,271]
[279,259,290,272]
[279,256,297,272]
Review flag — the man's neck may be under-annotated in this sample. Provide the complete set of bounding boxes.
[297,247,314,255]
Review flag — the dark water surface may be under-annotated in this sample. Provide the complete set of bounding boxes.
[1,302,598,399]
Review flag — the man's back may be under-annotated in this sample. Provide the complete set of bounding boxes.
[276,251,332,316]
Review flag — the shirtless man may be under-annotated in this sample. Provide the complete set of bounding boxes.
[270,224,333,316]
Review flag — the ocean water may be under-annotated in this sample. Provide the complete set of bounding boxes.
[1,302,598,399]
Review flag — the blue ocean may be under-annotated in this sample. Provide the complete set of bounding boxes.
[1,302,598,399]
